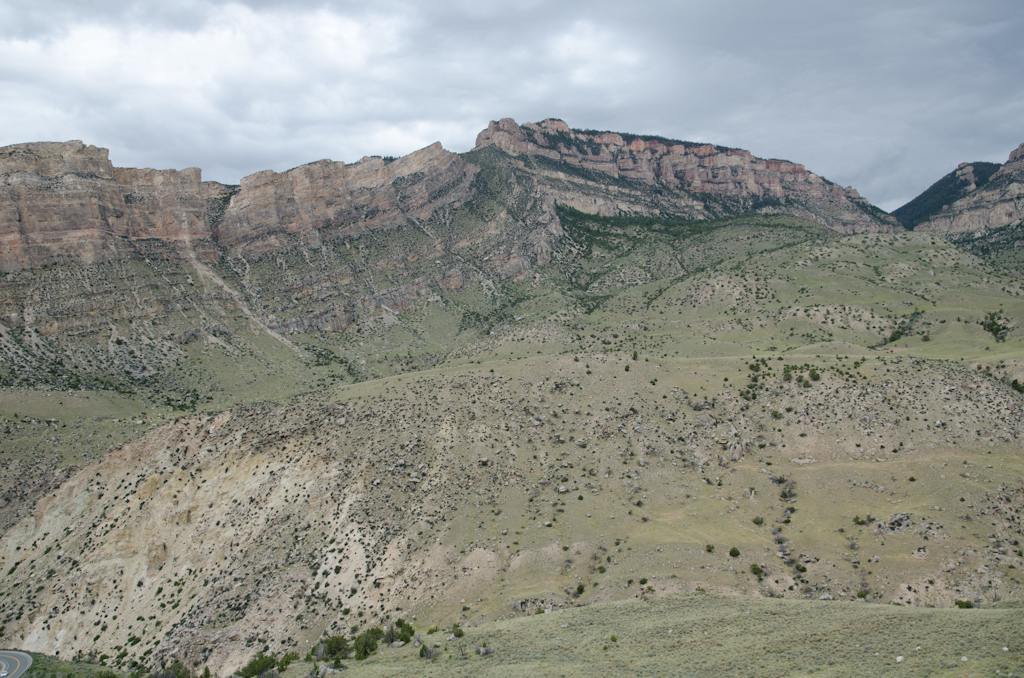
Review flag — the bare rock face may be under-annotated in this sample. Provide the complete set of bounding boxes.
[0,141,477,352]
[2,121,894,275]
[474,118,898,233]
[114,166,220,262]
[0,122,900,347]
[0,141,224,271]
[1,142,132,271]
[213,142,475,258]
[917,142,1024,234]
[0,140,475,271]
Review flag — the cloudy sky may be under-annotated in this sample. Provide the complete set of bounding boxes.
[1,0,1021,211]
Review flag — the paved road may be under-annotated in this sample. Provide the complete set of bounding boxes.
[0,651,32,678]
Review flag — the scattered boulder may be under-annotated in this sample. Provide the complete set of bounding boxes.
[174,328,202,344]
[694,413,717,427]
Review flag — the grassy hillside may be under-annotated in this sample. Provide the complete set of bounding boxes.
[947,221,1024,274]
[337,593,1024,678]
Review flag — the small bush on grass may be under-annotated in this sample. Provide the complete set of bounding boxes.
[353,627,384,660]
[238,652,277,678]
[277,652,300,672]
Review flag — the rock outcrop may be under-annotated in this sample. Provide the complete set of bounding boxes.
[474,118,898,233]
[213,142,475,258]
[0,121,904,365]
[890,160,1003,229]
[114,166,222,261]
[0,141,222,271]
[917,142,1024,234]
[0,140,476,271]
[2,120,899,275]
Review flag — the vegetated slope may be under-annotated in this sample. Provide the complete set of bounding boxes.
[891,161,1002,229]
[0,118,898,421]
[0,213,831,533]
[945,220,1024,275]
[2,354,1022,675]
[17,595,1024,678]
[2,224,1023,676]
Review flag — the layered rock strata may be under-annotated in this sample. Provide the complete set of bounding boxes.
[3,120,901,275]
[0,142,220,270]
[0,141,475,271]
[212,142,475,258]
[918,142,1024,234]
[474,118,899,233]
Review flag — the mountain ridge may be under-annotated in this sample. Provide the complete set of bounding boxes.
[474,118,897,234]
[0,140,475,272]
[892,160,1002,229]
[1,119,899,274]
[912,142,1024,234]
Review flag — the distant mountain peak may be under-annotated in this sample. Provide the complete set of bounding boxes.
[473,118,897,234]
[897,141,1024,233]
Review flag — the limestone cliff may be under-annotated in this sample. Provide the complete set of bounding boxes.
[917,142,1024,234]
[890,160,1003,229]
[114,166,221,262]
[1,141,134,271]
[0,140,476,271]
[213,142,475,258]
[474,118,899,233]
[2,121,898,276]
[0,141,224,271]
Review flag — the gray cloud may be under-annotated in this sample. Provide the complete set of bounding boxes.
[1,0,1021,210]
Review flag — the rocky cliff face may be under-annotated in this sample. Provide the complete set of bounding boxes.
[0,121,901,398]
[0,141,224,271]
[212,142,475,258]
[0,140,476,271]
[890,160,1003,230]
[114,166,222,262]
[474,118,898,233]
[917,142,1024,234]
[2,120,897,276]
[1,141,134,271]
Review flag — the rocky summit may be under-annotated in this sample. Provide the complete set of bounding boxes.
[474,118,897,234]
[916,142,1024,235]
[1,121,1022,678]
